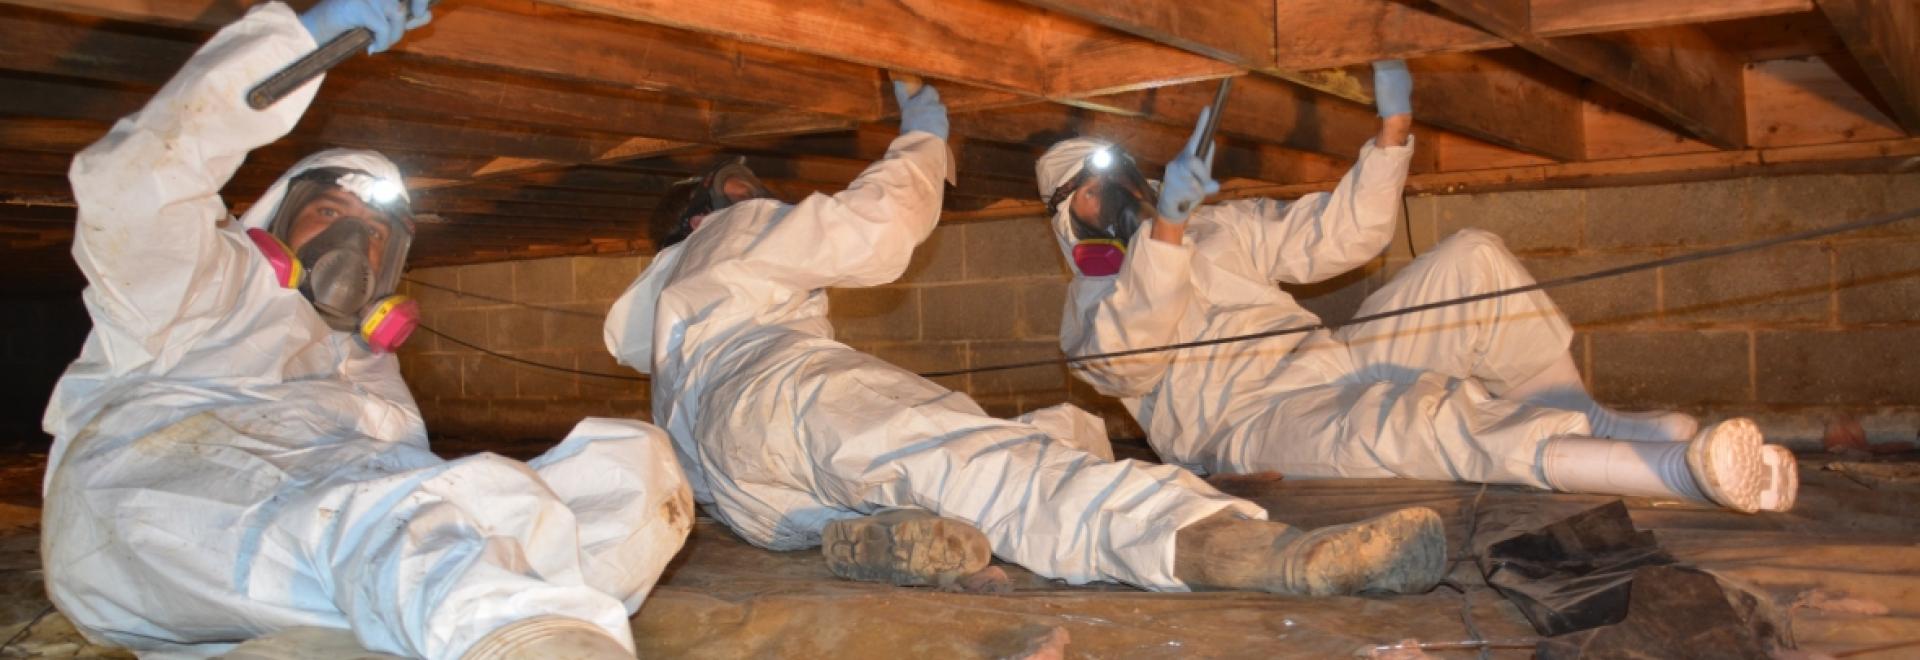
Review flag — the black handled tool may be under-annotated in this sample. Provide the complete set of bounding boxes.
[1175,77,1234,215]
[246,0,438,110]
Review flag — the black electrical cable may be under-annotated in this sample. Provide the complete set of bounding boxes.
[409,205,1920,383]
[403,277,602,318]
[416,324,647,381]
[919,204,1920,378]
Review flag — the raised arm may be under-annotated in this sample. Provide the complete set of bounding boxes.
[68,3,322,346]
[743,83,952,290]
[1203,135,1414,285]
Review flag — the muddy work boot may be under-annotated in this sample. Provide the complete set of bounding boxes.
[1175,508,1447,597]
[822,508,993,588]
[460,617,632,660]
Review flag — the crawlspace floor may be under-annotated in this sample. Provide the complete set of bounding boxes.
[3,449,1918,659]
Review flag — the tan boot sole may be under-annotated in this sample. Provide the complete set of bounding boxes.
[822,509,991,587]
[1759,445,1799,513]
[1282,507,1447,596]
[1685,418,1767,513]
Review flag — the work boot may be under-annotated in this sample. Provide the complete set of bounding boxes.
[822,508,993,588]
[1685,417,1771,513]
[1175,508,1447,597]
[461,617,632,660]
[1542,417,1784,514]
[1759,445,1798,513]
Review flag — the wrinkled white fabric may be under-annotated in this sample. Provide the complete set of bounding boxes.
[1046,137,1589,486]
[606,131,1261,591]
[41,5,690,658]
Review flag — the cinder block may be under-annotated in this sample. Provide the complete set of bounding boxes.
[1835,239,1920,324]
[1387,195,1440,259]
[488,309,546,351]
[1751,174,1886,237]
[922,282,1019,341]
[419,399,491,439]
[545,302,613,350]
[1661,243,1829,324]
[573,255,646,302]
[513,257,574,304]
[403,265,461,309]
[434,308,492,349]
[459,261,516,302]
[1016,279,1068,339]
[1756,329,1920,405]
[900,224,965,284]
[1283,260,1378,326]
[968,340,1070,401]
[406,353,463,400]
[1589,331,1751,406]
[576,349,649,400]
[1585,179,1748,248]
[828,286,920,342]
[511,350,580,399]
[871,341,968,393]
[490,399,605,440]
[1884,172,1920,233]
[1521,252,1661,327]
[962,216,1068,279]
[461,354,517,398]
[1432,188,1583,253]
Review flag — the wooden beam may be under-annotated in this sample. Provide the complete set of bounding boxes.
[1431,0,1751,148]
[1407,50,1585,160]
[1039,19,1238,97]
[1815,0,1920,133]
[1532,0,1816,37]
[1073,75,1381,159]
[1747,56,1904,147]
[1271,0,1509,71]
[1010,0,1273,67]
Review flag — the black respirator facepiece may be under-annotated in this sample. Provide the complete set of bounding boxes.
[1047,146,1157,245]
[650,157,778,249]
[265,167,415,334]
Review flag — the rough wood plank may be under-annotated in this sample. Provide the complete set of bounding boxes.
[1040,18,1239,97]
[1072,76,1380,158]
[1011,0,1273,67]
[1747,56,1903,147]
[1432,0,1751,148]
[1815,0,1920,133]
[1271,0,1509,70]
[1582,86,1716,160]
[1533,0,1816,37]
[1407,50,1585,161]
[535,0,1047,94]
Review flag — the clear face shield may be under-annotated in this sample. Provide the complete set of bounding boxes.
[1047,147,1158,277]
[266,167,416,334]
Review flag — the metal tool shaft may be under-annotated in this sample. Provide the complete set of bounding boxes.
[247,29,371,110]
[1175,77,1234,215]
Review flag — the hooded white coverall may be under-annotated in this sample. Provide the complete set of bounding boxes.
[1041,137,1590,488]
[604,131,1263,591]
[40,5,691,658]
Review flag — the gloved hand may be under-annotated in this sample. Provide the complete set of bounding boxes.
[1155,107,1222,224]
[1373,60,1412,118]
[894,80,949,141]
[300,0,432,55]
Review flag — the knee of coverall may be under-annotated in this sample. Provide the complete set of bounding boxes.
[1426,229,1528,278]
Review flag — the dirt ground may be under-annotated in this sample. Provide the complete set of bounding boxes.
[3,449,1919,659]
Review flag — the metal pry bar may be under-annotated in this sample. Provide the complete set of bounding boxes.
[246,1,439,110]
[1175,76,1234,215]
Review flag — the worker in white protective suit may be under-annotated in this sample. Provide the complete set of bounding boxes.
[39,2,692,658]
[1041,61,1799,514]
[604,80,1450,598]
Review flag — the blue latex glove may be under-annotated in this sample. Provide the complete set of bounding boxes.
[1373,60,1413,118]
[1155,106,1222,224]
[894,81,949,141]
[300,0,432,55]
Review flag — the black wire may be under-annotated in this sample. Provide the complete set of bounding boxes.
[920,204,1920,378]
[402,278,602,319]
[416,324,647,381]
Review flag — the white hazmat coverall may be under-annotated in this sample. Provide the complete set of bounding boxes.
[604,131,1263,591]
[1041,137,1590,488]
[40,5,691,658]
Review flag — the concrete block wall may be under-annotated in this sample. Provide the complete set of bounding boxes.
[401,171,1920,447]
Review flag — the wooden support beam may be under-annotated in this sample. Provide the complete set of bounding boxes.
[1407,50,1585,161]
[1815,0,1920,133]
[1532,0,1815,37]
[1073,75,1381,159]
[1039,20,1238,97]
[1430,0,1751,148]
[1271,0,1509,71]
[1010,0,1273,68]
[1747,56,1904,147]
